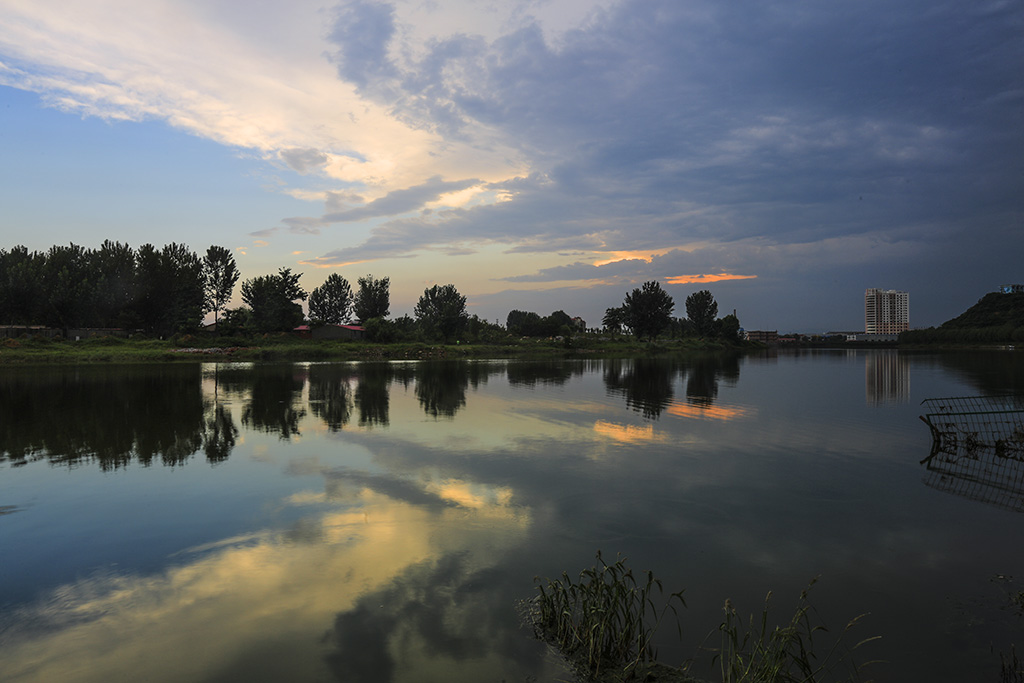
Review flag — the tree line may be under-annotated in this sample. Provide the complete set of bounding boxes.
[602,281,741,341]
[2,242,740,343]
[0,241,235,336]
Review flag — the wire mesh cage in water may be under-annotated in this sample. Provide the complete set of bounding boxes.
[919,395,1024,512]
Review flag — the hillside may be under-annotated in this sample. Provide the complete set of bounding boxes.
[940,292,1024,329]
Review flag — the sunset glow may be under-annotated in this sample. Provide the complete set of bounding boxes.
[665,274,758,285]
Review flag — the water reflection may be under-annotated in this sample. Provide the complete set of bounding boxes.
[241,364,307,438]
[0,357,751,469]
[355,362,392,427]
[866,350,910,404]
[2,354,1024,683]
[0,453,541,683]
[415,361,470,418]
[603,354,742,420]
[0,365,211,468]
[307,364,356,431]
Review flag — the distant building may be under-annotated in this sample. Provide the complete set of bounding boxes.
[746,330,778,344]
[1000,284,1024,294]
[865,289,908,334]
[294,324,366,340]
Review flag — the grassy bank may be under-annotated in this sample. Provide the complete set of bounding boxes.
[0,334,748,364]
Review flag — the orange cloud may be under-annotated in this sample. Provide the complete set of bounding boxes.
[592,248,676,267]
[297,259,373,269]
[593,420,658,443]
[666,401,754,421]
[665,273,757,284]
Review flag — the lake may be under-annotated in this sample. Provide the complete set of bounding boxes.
[1,350,1023,682]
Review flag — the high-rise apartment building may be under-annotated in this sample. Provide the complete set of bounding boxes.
[865,288,909,334]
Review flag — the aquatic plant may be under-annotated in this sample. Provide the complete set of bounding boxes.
[1001,645,1023,683]
[530,551,686,679]
[528,557,876,683]
[711,578,876,683]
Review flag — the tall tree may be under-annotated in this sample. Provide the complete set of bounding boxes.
[92,240,138,328]
[0,246,45,325]
[161,243,206,335]
[718,313,741,342]
[622,281,674,340]
[685,290,719,337]
[603,306,627,334]
[134,243,205,336]
[414,284,468,343]
[41,243,94,331]
[308,273,354,325]
[507,309,542,336]
[203,245,239,329]
[241,267,307,332]
[353,274,390,323]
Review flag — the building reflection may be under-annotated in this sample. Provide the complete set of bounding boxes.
[865,350,910,404]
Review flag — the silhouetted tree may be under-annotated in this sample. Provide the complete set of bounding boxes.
[622,281,674,340]
[93,240,138,328]
[603,306,627,334]
[685,290,718,337]
[0,246,44,324]
[132,243,204,336]
[415,284,468,343]
[203,245,239,329]
[354,274,390,323]
[309,273,354,325]
[241,267,307,332]
[718,313,741,342]
[40,243,93,330]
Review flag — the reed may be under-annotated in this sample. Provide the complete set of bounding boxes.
[711,578,877,683]
[531,551,686,679]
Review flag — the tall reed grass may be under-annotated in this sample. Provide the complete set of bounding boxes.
[530,551,686,679]
[710,578,877,683]
[529,557,876,683]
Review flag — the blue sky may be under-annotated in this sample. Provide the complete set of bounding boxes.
[1,0,1021,332]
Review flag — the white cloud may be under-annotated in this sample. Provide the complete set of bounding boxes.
[0,0,526,201]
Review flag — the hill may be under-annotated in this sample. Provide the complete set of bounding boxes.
[940,292,1024,329]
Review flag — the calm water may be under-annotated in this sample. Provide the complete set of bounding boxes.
[1,351,1023,682]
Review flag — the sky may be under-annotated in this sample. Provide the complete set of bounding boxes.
[0,0,1021,333]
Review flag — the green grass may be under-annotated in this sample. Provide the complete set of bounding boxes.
[0,334,747,364]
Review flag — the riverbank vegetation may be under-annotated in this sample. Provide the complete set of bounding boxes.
[0,330,748,364]
[900,292,1024,345]
[2,241,750,361]
[526,554,874,683]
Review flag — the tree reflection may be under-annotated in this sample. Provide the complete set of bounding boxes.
[0,365,213,469]
[415,361,469,419]
[506,360,580,387]
[933,351,1024,396]
[603,358,678,419]
[241,364,307,439]
[682,354,736,407]
[204,403,238,464]
[356,363,392,427]
[602,355,742,419]
[308,364,356,432]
